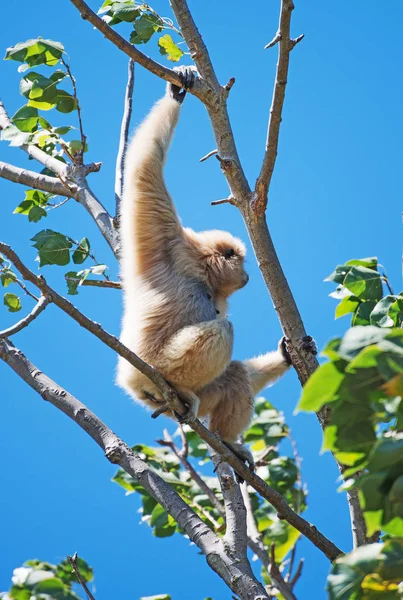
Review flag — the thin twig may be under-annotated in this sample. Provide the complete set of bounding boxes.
[0,296,49,338]
[14,279,39,302]
[68,553,95,600]
[115,58,135,216]
[159,429,225,516]
[62,57,86,164]
[200,149,218,162]
[255,0,304,215]
[211,197,235,207]
[269,544,297,600]
[65,277,121,290]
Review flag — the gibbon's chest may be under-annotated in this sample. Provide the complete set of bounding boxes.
[181,280,219,324]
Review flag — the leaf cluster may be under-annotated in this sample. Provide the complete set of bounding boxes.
[0,556,93,600]
[98,1,184,61]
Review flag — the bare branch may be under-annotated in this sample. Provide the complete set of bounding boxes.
[115,59,135,216]
[67,0,206,100]
[0,295,49,338]
[65,277,121,290]
[211,197,235,207]
[0,161,77,197]
[200,149,218,162]
[0,338,271,600]
[241,483,270,568]
[269,544,297,600]
[158,429,225,517]
[68,553,95,600]
[62,57,86,165]
[0,241,342,561]
[169,0,220,91]
[255,0,304,215]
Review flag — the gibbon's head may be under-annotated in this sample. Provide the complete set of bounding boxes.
[187,229,249,297]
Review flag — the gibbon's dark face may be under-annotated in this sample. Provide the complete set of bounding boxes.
[197,230,249,297]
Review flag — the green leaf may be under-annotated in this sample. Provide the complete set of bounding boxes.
[112,2,140,22]
[31,230,72,267]
[327,543,382,600]
[370,296,397,328]
[140,596,171,600]
[297,362,345,412]
[72,237,90,264]
[345,257,378,270]
[130,14,163,44]
[335,296,360,319]
[352,300,377,326]
[12,106,39,132]
[150,504,169,528]
[65,271,80,295]
[158,34,184,62]
[1,268,17,287]
[28,206,47,222]
[4,292,21,312]
[325,264,353,284]
[337,326,388,360]
[5,38,64,67]
[343,266,383,301]
[56,91,78,113]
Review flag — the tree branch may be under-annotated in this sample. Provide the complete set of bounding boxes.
[0,338,270,600]
[158,429,225,517]
[0,161,77,197]
[115,58,135,217]
[0,99,119,256]
[68,553,95,600]
[255,0,303,215]
[65,276,121,290]
[0,240,342,561]
[67,0,206,100]
[0,295,50,338]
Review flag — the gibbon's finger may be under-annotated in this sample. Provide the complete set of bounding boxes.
[279,336,292,365]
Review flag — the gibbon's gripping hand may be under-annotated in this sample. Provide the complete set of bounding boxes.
[168,65,197,104]
[279,335,317,366]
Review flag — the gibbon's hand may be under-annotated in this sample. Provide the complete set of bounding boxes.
[279,335,317,366]
[168,65,197,104]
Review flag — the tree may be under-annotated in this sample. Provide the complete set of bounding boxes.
[1,1,402,599]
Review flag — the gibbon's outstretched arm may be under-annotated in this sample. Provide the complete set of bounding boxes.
[120,70,195,278]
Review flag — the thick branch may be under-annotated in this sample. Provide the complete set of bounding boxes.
[0,338,270,600]
[0,295,49,338]
[115,58,135,216]
[0,241,342,561]
[0,161,77,197]
[169,0,220,92]
[67,0,206,100]
[255,0,302,215]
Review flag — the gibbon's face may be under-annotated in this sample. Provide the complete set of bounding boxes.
[197,230,249,297]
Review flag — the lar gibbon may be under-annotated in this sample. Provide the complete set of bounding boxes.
[117,67,316,452]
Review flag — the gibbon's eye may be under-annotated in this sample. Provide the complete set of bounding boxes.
[223,248,235,260]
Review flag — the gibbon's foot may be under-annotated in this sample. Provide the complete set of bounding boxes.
[301,335,318,355]
[223,441,255,484]
[279,335,318,365]
[168,66,197,104]
[174,390,199,425]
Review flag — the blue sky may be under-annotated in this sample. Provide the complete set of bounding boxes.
[0,1,402,598]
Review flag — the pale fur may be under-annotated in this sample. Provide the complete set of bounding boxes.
[117,86,290,443]
[117,90,248,421]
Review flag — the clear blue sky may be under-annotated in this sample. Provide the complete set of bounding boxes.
[1,1,402,598]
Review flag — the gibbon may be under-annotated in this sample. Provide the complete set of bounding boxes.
[117,67,316,451]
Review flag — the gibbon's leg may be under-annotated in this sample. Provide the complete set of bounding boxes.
[158,319,234,423]
[245,335,317,394]
[120,67,196,277]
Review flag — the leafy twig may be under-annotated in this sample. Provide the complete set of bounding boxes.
[62,57,86,164]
